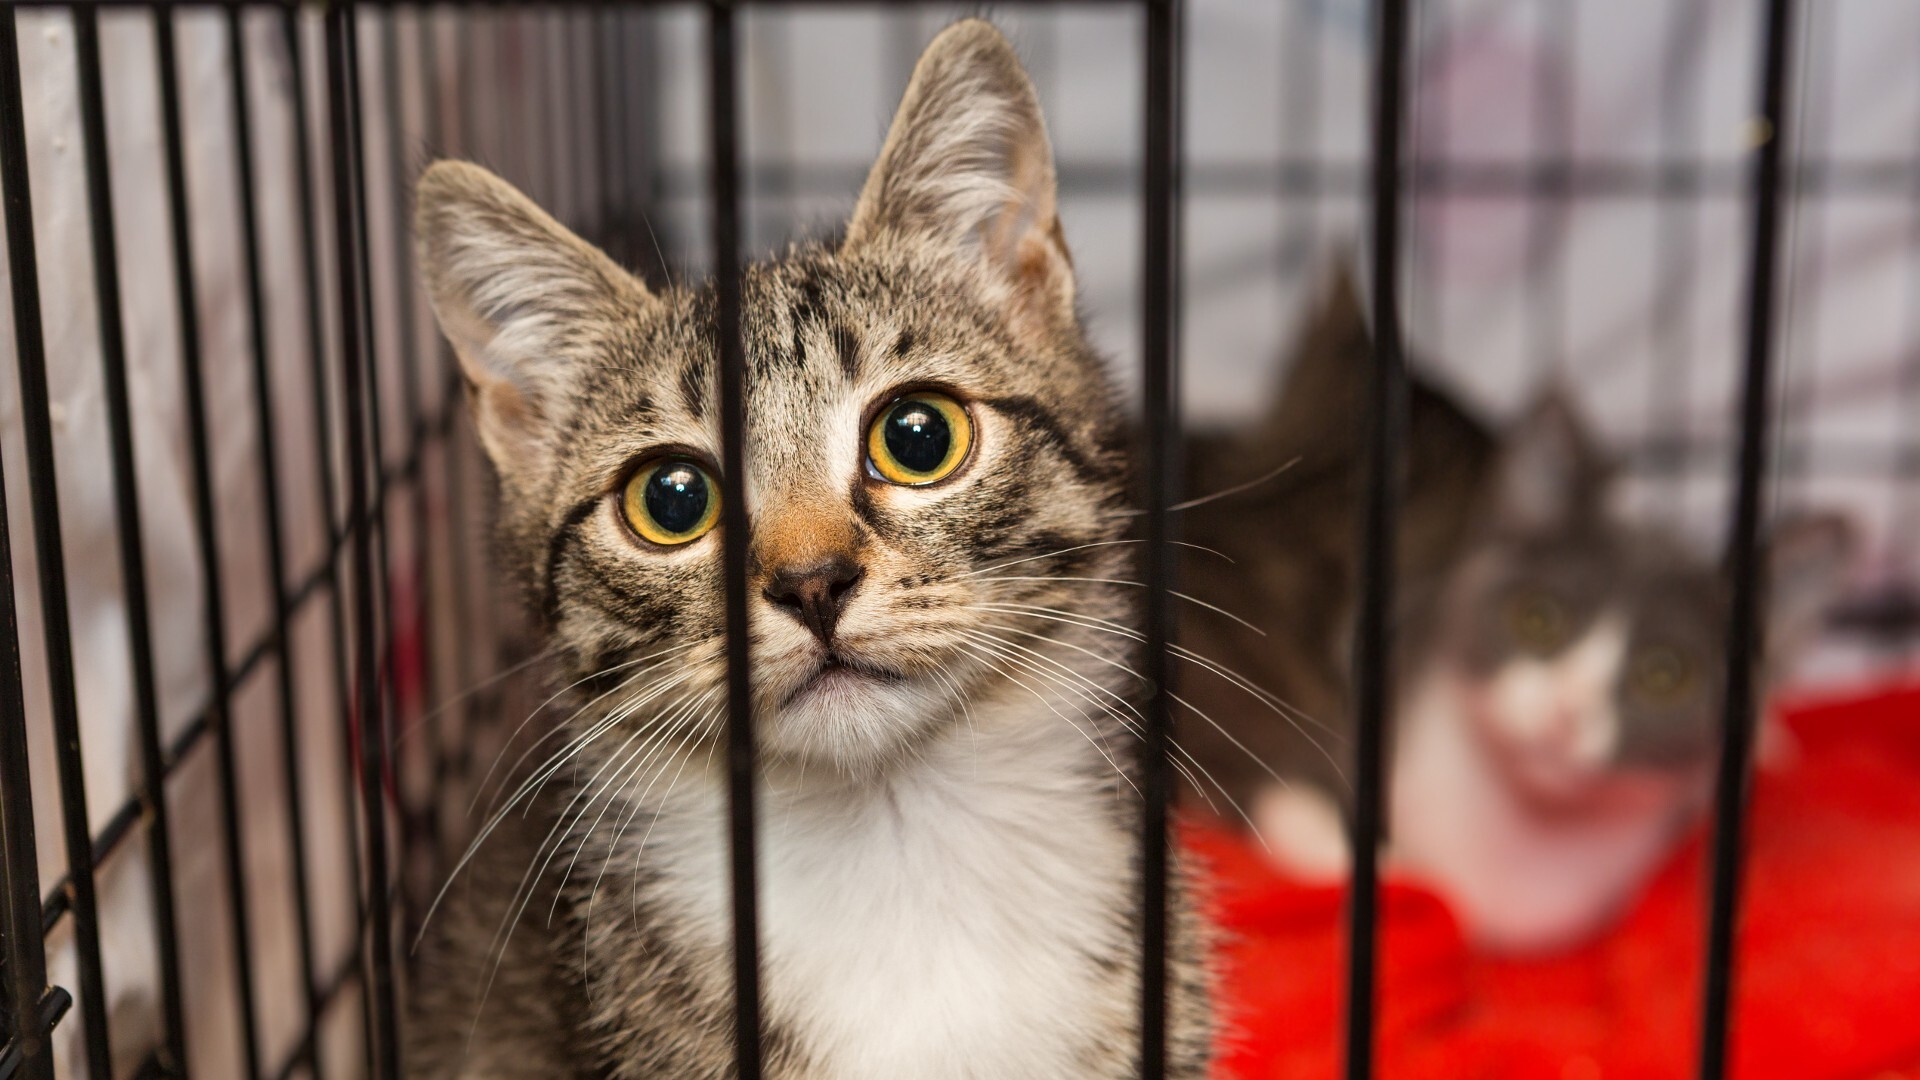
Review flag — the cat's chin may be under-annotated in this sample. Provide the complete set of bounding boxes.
[761,658,944,772]
[1493,743,1706,819]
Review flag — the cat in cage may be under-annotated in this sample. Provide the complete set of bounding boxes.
[407,21,1215,1079]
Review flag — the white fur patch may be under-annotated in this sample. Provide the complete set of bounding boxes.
[1254,785,1350,883]
[633,697,1138,1079]
[1480,615,1628,778]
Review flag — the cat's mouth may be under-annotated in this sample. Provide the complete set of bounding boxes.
[780,652,907,708]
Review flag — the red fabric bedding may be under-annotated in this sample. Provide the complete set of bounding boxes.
[1196,681,1920,1080]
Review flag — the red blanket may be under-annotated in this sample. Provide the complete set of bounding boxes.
[1196,681,1920,1080]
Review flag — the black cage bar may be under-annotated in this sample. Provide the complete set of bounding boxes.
[0,2,1837,1079]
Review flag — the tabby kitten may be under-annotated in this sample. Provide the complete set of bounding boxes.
[1178,273,1853,951]
[408,22,1211,1079]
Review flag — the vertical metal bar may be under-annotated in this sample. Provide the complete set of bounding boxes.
[1345,0,1411,1075]
[346,0,400,834]
[223,8,326,1075]
[153,12,265,1076]
[414,1,459,879]
[0,446,59,1080]
[1699,0,1799,1075]
[0,9,113,1077]
[448,8,494,798]
[325,4,402,1074]
[1138,1,1181,1077]
[381,7,442,908]
[279,9,374,1062]
[1777,0,1831,507]
[69,8,190,1073]
[430,7,480,818]
[706,5,761,1077]
[0,312,57,1072]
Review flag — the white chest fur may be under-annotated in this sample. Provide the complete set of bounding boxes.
[633,716,1137,1079]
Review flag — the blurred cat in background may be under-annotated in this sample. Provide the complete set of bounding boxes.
[1178,270,1855,953]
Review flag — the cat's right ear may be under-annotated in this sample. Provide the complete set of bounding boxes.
[1490,390,1611,532]
[416,160,651,482]
[843,21,1071,333]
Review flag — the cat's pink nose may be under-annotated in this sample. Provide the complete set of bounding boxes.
[763,555,864,644]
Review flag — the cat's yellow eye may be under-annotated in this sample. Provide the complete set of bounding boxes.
[1504,589,1570,653]
[623,459,720,546]
[867,392,973,486]
[1630,645,1695,703]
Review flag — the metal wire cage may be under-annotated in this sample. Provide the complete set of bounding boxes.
[0,1,1863,1079]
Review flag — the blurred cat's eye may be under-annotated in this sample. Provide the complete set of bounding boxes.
[867,391,973,486]
[624,458,720,546]
[1504,588,1571,653]
[1630,645,1696,703]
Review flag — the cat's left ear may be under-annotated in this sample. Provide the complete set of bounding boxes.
[843,20,1071,328]
[1490,389,1612,532]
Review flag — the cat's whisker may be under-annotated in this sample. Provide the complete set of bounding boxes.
[1187,653,1349,783]
[421,667,701,949]
[421,709,623,952]
[553,684,717,925]
[476,684,674,855]
[451,700,668,943]
[956,630,1195,792]
[474,678,719,1035]
[972,601,1350,788]
[394,645,559,749]
[1114,456,1302,516]
[470,643,697,819]
[960,628,1211,791]
[951,640,1141,799]
[961,627,1279,849]
[585,689,722,958]
[627,706,712,932]
[515,667,704,817]
[467,711,679,1041]
[972,575,1268,639]
[926,660,981,775]
[956,628,1262,840]
[975,600,1344,745]
[959,537,1234,580]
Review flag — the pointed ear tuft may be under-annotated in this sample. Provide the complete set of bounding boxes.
[415,160,648,481]
[843,21,1070,324]
[1490,389,1610,532]
[1257,260,1373,460]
